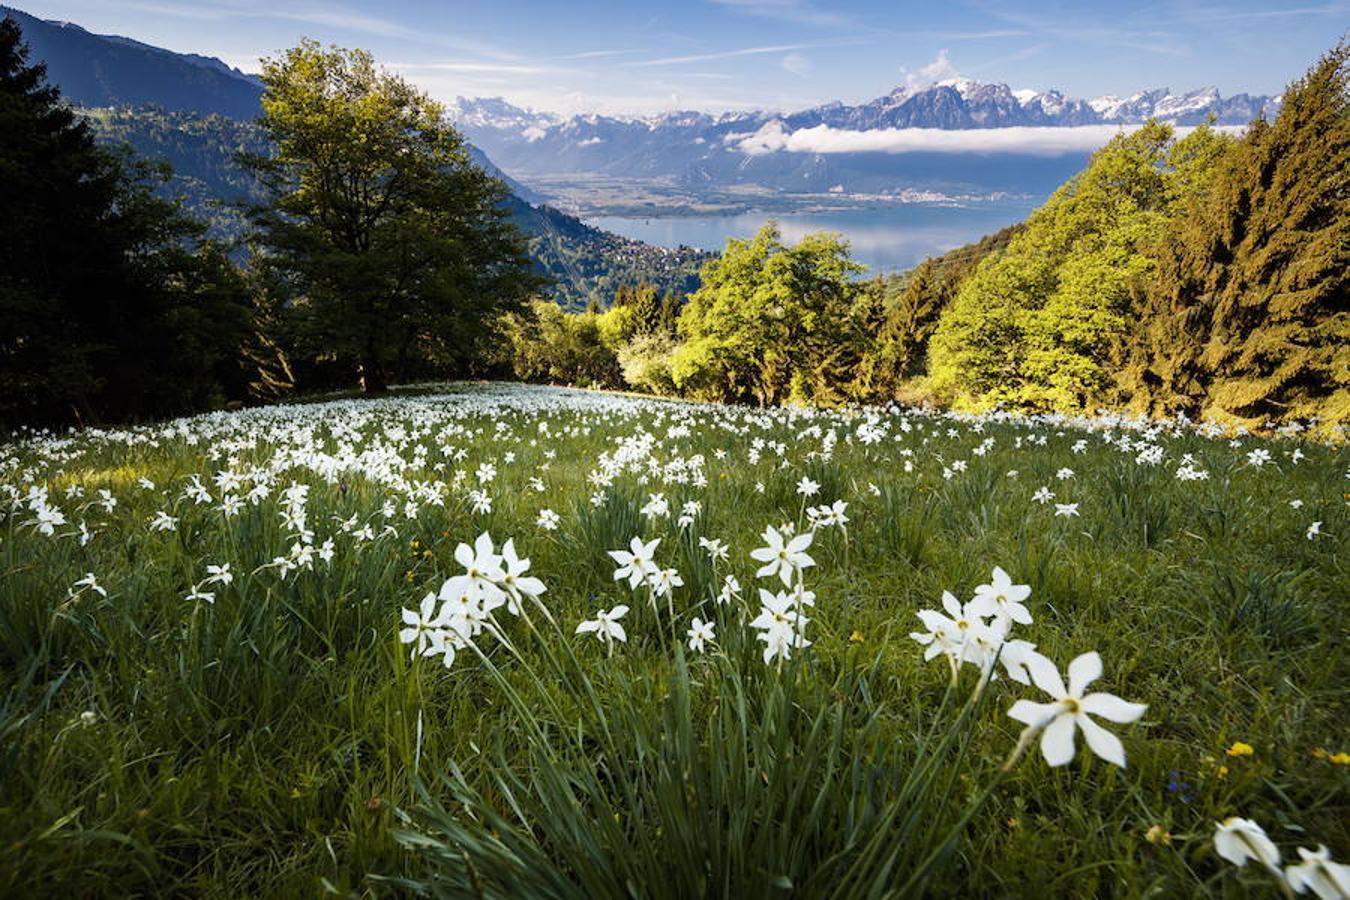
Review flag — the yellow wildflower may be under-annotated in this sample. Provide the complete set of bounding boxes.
[1146,824,1172,846]
[1226,741,1254,758]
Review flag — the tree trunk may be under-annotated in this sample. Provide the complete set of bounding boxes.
[359,338,388,394]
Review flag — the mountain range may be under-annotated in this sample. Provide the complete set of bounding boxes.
[0,4,708,309]
[448,79,1278,198]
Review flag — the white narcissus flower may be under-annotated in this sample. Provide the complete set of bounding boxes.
[757,620,811,665]
[149,510,178,532]
[204,563,233,586]
[72,573,106,597]
[499,538,546,613]
[445,532,506,605]
[967,566,1033,625]
[827,499,848,527]
[750,589,810,665]
[698,536,729,561]
[1007,652,1147,768]
[651,567,683,598]
[609,536,660,590]
[750,525,815,587]
[750,589,802,633]
[640,492,669,519]
[992,636,1041,686]
[1213,817,1281,871]
[1284,845,1350,898]
[910,590,980,664]
[425,625,467,669]
[687,617,715,653]
[399,593,442,659]
[576,606,628,644]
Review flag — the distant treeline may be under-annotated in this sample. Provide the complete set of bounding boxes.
[504,43,1347,438]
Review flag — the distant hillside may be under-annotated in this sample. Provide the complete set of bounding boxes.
[0,4,262,118]
[504,199,709,310]
[3,5,704,308]
[78,106,708,310]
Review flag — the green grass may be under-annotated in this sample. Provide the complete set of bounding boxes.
[0,383,1345,897]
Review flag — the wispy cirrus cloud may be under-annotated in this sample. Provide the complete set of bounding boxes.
[706,0,854,28]
[89,0,525,61]
[557,48,644,60]
[630,38,866,67]
[391,61,566,76]
[971,2,1190,57]
[919,29,1032,40]
[966,42,1051,75]
[1173,3,1348,23]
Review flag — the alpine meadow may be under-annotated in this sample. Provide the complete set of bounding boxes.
[0,2,1347,898]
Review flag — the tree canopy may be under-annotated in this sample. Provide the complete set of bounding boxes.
[245,40,539,393]
[671,224,868,406]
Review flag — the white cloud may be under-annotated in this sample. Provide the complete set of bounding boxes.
[732,121,1245,156]
[577,136,605,146]
[395,61,562,76]
[902,49,959,92]
[781,53,811,76]
[634,42,817,67]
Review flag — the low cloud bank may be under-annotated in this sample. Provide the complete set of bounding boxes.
[730,121,1244,156]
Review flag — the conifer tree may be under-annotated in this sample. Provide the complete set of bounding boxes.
[0,16,249,426]
[1128,43,1349,431]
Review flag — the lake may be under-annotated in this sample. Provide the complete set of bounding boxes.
[588,201,1039,274]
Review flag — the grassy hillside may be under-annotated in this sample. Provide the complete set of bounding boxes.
[1,383,1344,896]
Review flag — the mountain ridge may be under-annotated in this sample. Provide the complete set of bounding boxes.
[0,4,263,118]
[447,79,1278,197]
[449,76,1278,140]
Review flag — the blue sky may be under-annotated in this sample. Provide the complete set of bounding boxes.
[14,0,1347,114]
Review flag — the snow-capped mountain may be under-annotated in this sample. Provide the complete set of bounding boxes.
[448,97,559,136]
[450,78,1279,198]
[1088,86,1273,125]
